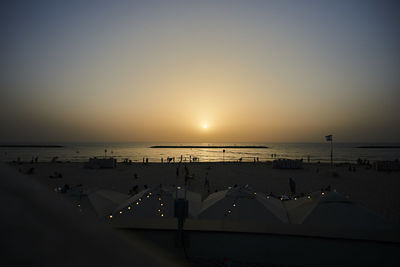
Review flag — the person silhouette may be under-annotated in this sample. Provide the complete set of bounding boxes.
[289,178,296,195]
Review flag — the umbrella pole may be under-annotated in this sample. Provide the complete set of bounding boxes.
[174,198,188,247]
[177,217,184,246]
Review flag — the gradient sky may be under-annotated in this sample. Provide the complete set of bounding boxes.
[1,0,399,143]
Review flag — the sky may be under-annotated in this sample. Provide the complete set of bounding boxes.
[1,0,399,143]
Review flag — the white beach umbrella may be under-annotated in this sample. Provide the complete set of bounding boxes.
[110,185,201,220]
[198,185,289,223]
[284,191,393,229]
[88,190,129,218]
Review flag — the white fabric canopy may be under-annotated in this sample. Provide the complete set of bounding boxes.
[88,190,129,218]
[198,185,289,223]
[112,185,201,220]
[285,191,393,229]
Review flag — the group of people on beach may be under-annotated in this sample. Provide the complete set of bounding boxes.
[158,155,202,164]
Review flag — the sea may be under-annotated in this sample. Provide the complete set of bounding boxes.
[1,142,399,164]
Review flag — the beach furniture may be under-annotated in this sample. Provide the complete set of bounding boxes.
[373,160,400,171]
[84,157,117,169]
[272,159,303,169]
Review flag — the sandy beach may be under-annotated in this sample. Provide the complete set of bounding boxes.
[13,161,400,225]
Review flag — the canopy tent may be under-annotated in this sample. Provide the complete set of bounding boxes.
[88,190,129,218]
[198,185,289,223]
[284,191,394,229]
[110,185,201,220]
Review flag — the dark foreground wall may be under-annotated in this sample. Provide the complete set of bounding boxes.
[120,228,400,266]
[0,164,180,267]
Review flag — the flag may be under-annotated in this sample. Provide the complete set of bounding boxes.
[325,135,333,141]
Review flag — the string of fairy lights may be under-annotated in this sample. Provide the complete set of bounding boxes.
[76,186,346,220]
[224,191,259,217]
[223,190,319,217]
[108,188,174,220]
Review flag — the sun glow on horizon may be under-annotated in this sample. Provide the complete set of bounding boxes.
[203,124,208,129]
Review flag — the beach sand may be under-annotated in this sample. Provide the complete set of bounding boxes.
[12,161,400,224]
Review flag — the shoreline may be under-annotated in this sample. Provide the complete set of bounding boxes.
[150,145,268,149]
[356,146,400,149]
[2,143,399,165]
[3,159,358,165]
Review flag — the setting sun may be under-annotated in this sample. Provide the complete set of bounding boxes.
[203,124,208,129]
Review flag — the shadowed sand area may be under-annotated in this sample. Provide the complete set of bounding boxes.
[14,161,400,224]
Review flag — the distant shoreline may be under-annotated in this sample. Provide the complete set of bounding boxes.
[356,146,400,149]
[150,145,268,149]
[0,145,64,148]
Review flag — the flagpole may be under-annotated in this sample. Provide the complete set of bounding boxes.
[330,139,333,167]
[325,134,333,167]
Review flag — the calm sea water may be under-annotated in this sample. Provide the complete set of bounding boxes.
[1,142,399,163]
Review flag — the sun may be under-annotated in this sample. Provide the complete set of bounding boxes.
[203,124,208,129]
